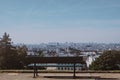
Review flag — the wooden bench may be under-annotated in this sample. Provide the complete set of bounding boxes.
[26,56,85,78]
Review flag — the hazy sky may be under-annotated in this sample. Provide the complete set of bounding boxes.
[0,0,120,44]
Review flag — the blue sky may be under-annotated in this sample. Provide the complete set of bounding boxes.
[0,0,120,43]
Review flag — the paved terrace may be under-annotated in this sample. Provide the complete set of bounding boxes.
[0,72,120,80]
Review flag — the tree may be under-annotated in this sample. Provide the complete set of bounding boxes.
[89,50,120,70]
[0,32,27,69]
[0,32,17,69]
[16,45,28,68]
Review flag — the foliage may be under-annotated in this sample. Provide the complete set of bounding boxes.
[0,32,27,69]
[16,45,28,68]
[89,50,120,70]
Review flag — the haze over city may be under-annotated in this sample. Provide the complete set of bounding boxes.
[0,0,120,44]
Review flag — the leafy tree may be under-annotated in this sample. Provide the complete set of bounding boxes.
[89,50,120,70]
[16,45,28,68]
[0,32,17,69]
[0,32,27,69]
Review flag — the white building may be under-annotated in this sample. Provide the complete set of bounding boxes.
[86,54,100,68]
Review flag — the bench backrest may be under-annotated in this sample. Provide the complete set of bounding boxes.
[26,56,85,64]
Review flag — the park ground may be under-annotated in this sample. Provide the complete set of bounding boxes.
[0,72,120,80]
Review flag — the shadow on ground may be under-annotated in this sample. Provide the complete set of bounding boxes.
[43,76,118,80]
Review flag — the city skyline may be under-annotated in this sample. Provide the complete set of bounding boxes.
[0,0,120,44]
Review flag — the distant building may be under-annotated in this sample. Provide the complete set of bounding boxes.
[27,51,39,56]
[27,51,35,55]
[86,54,100,68]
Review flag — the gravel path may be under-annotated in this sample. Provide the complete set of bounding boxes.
[0,73,120,80]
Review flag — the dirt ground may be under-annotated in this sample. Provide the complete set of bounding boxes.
[0,73,120,80]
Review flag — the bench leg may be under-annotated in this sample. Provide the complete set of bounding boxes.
[33,63,36,78]
[36,66,39,76]
[73,63,76,79]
